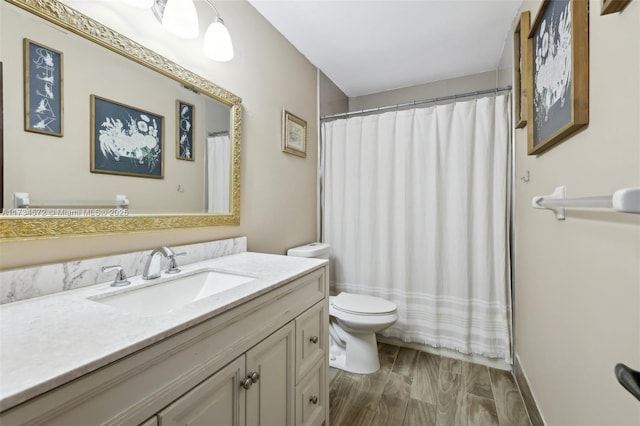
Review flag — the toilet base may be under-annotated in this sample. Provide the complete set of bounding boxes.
[343,331,380,374]
[329,321,381,374]
[329,323,348,371]
[329,352,347,370]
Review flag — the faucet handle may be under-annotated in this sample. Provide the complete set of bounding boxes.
[102,265,131,287]
[165,251,186,275]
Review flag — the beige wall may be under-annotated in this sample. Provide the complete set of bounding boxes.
[348,70,499,111]
[319,71,348,117]
[0,0,319,269]
[503,1,640,424]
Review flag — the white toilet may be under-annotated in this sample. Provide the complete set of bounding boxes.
[287,242,398,374]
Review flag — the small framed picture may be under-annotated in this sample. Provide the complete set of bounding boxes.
[91,95,164,178]
[24,39,64,136]
[176,100,195,161]
[527,0,589,155]
[282,109,307,158]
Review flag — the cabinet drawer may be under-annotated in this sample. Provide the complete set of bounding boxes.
[295,359,325,426]
[295,301,327,381]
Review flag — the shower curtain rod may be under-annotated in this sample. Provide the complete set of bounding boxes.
[320,86,512,121]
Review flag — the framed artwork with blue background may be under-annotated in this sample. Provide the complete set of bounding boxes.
[90,95,164,178]
[177,100,195,161]
[527,0,589,155]
[24,39,63,136]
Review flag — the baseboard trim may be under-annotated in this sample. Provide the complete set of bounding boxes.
[514,354,546,426]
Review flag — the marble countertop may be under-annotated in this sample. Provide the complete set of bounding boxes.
[0,252,327,411]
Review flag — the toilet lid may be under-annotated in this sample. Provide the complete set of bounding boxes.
[332,292,397,315]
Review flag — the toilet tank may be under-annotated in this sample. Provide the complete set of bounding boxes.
[287,242,330,259]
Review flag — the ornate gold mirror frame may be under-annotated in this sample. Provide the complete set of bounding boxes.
[1,0,241,240]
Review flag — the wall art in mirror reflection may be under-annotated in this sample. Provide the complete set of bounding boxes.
[90,95,164,179]
[24,39,63,137]
[177,100,195,161]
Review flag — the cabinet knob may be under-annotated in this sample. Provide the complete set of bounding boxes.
[240,377,253,390]
[309,395,319,405]
[309,336,319,344]
[249,371,260,383]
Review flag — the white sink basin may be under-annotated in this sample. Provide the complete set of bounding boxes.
[92,270,255,316]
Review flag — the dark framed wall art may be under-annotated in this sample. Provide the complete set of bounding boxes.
[176,100,195,161]
[90,95,164,178]
[527,0,589,155]
[23,39,63,136]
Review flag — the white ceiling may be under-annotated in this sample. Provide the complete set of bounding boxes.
[248,0,523,97]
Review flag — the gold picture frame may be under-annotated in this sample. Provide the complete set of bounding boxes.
[24,38,64,137]
[282,110,307,158]
[514,11,530,129]
[527,0,589,155]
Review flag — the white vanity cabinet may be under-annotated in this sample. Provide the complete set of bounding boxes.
[0,264,329,426]
[158,322,295,426]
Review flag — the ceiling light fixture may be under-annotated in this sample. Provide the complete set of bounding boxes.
[158,0,199,39]
[149,0,234,61]
[202,0,234,62]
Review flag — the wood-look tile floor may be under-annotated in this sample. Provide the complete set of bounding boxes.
[329,343,532,426]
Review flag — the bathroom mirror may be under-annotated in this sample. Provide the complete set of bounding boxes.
[0,0,241,240]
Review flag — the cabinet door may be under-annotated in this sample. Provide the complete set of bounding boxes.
[158,356,246,426]
[246,321,296,426]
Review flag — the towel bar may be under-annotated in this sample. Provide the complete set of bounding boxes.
[13,192,129,209]
[532,186,640,220]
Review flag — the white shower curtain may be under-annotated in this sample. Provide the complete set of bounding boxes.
[322,94,512,362]
[206,134,231,213]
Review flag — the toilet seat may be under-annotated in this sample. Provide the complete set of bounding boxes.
[331,292,397,316]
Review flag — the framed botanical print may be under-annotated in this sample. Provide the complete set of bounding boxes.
[282,109,307,158]
[176,100,195,161]
[91,95,164,178]
[527,0,589,155]
[24,39,63,136]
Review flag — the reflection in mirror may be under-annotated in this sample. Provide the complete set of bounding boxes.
[205,100,231,213]
[0,0,241,239]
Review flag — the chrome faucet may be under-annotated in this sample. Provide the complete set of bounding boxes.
[102,265,131,287]
[143,246,185,279]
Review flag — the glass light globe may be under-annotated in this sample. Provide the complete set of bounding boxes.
[162,0,199,39]
[203,18,234,62]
